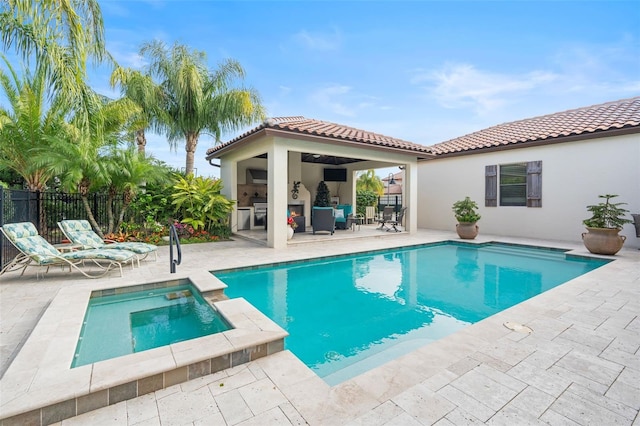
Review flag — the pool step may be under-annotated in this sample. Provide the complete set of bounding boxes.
[478,245,567,262]
[165,289,192,300]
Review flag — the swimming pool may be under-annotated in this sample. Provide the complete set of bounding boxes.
[72,284,231,367]
[215,242,609,385]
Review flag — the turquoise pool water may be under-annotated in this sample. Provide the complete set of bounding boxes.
[215,242,609,385]
[72,284,231,367]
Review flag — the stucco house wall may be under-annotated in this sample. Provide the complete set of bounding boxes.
[417,133,640,249]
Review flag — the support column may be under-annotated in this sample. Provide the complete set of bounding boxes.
[268,143,288,248]
[404,162,418,233]
[220,159,238,233]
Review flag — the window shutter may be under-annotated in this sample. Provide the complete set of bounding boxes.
[526,161,542,207]
[485,165,497,207]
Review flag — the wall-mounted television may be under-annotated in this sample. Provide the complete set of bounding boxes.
[323,168,347,182]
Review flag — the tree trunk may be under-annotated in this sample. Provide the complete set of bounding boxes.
[115,189,133,231]
[184,132,199,176]
[27,176,48,237]
[116,203,129,232]
[106,186,116,234]
[136,129,147,154]
[81,195,104,239]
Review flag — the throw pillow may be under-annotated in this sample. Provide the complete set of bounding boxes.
[335,209,344,219]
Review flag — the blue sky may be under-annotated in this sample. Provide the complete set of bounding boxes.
[91,0,639,177]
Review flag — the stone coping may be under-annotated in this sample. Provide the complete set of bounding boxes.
[0,272,287,423]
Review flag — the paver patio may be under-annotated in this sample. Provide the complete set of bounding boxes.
[1,228,638,425]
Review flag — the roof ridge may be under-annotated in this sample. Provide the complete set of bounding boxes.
[493,96,640,128]
[430,97,640,154]
[206,116,433,158]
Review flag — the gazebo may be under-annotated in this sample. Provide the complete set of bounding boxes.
[205,117,434,248]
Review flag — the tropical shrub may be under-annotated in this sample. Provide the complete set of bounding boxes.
[171,174,234,236]
[356,190,378,216]
[452,197,481,223]
[128,182,172,228]
[583,194,632,229]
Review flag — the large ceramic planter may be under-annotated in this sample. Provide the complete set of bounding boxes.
[582,227,626,255]
[456,222,479,239]
[287,226,294,240]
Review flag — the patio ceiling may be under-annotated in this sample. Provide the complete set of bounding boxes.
[254,153,364,165]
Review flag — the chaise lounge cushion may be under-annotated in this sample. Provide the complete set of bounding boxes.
[1,222,136,278]
[59,220,157,258]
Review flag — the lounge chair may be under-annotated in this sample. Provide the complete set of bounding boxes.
[376,206,395,230]
[312,207,335,235]
[0,222,137,278]
[386,207,407,232]
[58,220,158,261]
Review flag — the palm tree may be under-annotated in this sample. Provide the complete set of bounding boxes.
[0,55,70,192]
[0,0,109,103]
[140,40,266,175]
[104,147,171,233]
[45,93,141,236]
[356,170,384,195]
[110,67,165,154]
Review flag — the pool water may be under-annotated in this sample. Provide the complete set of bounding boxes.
[216,242,608,385]
[72,285,231,367]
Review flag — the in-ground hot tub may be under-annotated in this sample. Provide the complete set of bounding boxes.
[0,271,287,426]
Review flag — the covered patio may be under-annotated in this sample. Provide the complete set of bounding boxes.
[234,221,407,246]
[205,117,434,248]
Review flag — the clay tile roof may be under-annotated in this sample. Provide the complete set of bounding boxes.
[428,97,640,155]
[206,116,433,157]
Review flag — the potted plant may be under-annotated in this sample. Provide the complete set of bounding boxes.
[452,196,481,239]
[287,215,297,240]
[582,194,632,255]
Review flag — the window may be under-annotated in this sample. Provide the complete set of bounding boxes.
[500,163,527,206]
[485,161,542,207]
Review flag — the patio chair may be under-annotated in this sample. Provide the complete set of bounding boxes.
[312,207,335,235]
[335,204,353,230]
[365,206,376,224]
[386,207,407,232]
[58,220,157,261]
[376,206,395,231]
[0,222,137,279]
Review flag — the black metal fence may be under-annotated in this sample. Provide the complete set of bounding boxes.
[0,189,125,272]
[377,195,403,213]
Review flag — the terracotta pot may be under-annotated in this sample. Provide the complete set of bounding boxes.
[456,222,479,239]
[582,227,626,255]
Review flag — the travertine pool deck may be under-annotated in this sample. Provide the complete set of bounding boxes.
[1,228,639,425]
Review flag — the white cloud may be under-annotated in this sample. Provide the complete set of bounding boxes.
[413,37,640,117]
[293,28,342,51]
[414,63,557,114]
[548,39,640,96]
[307,85,385,118]
[113,50,147,69]
[278,85,292,96]
[309,84,356,117]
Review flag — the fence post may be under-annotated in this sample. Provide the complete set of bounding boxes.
[0,189,4,269]
[0,188,4,227]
